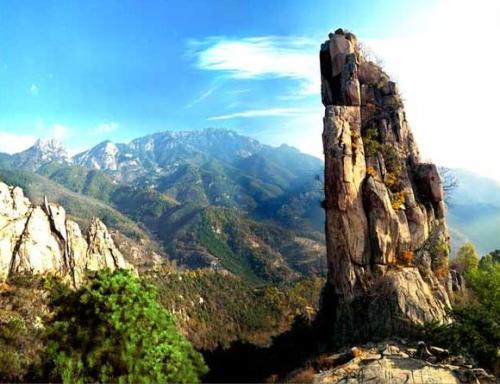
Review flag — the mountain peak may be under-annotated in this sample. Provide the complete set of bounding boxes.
[33,138,67,154]
[74,140,120,171]
[74,128,268,177]
[10,138,71,171]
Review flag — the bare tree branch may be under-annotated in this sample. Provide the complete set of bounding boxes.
[439,167,459,204]
[358,42,385,68]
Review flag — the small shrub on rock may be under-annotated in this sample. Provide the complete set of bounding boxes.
[391,191,405,210]
[362,128,381,157]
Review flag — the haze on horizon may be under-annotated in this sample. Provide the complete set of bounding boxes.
[0,0,499,181]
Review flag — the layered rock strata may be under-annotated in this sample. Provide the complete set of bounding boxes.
[320,29,452,342]
[0,181,132,286]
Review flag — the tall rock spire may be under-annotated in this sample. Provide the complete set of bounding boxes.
[320,29,451,343]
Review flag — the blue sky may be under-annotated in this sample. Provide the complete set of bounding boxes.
[1,0,499,180]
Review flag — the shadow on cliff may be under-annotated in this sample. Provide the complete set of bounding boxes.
[201,284,345,383]
[201,281,427,383]
[201,314,322,383]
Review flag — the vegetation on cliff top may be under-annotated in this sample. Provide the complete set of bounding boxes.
[0,268,324,381]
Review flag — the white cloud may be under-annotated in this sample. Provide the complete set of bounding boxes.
[0,131,37,153]
[193,1,500,182]
[364,0,500,181]
[253,108,324,159]
[32,119,70,141]
[208,107,315,121]
[51,124,69,140]
[29,84,39,96]
[93,121,119,135]
[189,36,319,95]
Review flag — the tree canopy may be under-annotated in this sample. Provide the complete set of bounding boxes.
[452,242,480,274]
[43,269,207,383]
[424,247,499,370]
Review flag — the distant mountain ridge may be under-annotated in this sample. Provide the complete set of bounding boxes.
[73,129,267,179]
[8,130,323,212]
[444,168,500,254]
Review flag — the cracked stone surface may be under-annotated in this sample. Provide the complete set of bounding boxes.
[0,181,133,286]
[320,29,456,343]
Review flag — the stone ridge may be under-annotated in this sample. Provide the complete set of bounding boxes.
[0,181,132,286]
[320,29,455,343]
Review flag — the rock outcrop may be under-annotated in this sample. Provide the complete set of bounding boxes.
[320,29,452,343]
[288,340,496,384]
[0,181,132,286]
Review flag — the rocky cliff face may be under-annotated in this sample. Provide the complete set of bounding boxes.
[320,29,452,342]
[0,181,132,286]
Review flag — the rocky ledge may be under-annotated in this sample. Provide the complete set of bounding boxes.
[0,181,133,287]
[288,341,496,384]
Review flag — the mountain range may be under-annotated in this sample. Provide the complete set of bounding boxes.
[0,129,497,282]
[0,129,326,284]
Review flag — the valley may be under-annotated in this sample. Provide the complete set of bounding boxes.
[1,0,499,380]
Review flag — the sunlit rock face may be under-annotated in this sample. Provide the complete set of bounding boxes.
[0,181,133,286]
[320,29,451,343]
[291,340,497,384]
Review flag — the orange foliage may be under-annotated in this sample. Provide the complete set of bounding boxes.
[366,166,377,178]
[400,250,414,265]
[391,191,405,210]
[434,263,449,281]
[351,347,363,357]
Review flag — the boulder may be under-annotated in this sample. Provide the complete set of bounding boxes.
[11,207,65,276]
[86,217,129,271]
[415,164,445,203]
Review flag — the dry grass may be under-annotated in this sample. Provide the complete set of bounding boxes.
[366,166,377,178]
[400,250,414,266]
[287,367,316,384]
[351,347,363,358]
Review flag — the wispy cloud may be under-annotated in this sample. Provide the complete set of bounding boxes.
[51,123,69,140]
[0,131,37,153]
[226,89,250,95]
[93,121,119,135]
[185,84,219,108]
[33,118,70,141]
[29,84,39,96]
[208,107,314,121]
[188,36,318,96]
